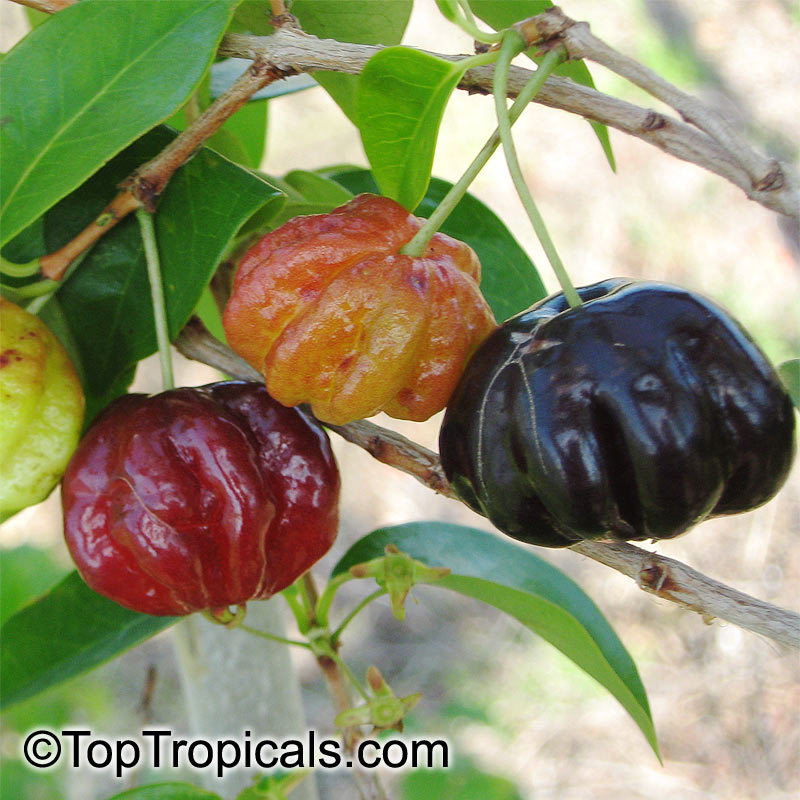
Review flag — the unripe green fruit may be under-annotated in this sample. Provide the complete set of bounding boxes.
[0,298,85,520]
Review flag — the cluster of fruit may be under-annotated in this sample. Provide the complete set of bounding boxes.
[3,195,794,616]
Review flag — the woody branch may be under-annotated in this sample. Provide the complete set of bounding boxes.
[175,318,800,651]
[24,4,798,281]
[219,16,799,223]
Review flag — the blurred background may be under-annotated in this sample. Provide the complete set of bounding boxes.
[2,1,798,798]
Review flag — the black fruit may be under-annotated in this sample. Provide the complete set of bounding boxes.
[439,279,796,548]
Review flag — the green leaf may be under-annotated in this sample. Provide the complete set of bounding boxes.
[255,170,355,230]
[777,358,800,408]
[37,296,89,392]
[0,219,45,264]
[234,1,413,123]
[0,0,240,247]
[356,47,466,211]
[469,0,615,170]
[282,170,355,207]
[218,99,269,169]
[194,286,227,345]
[236,770,312,800]
[0,547,68,626]
[1,762,60,800]
[290,0,412,43]
[434,0,462,23]
[23,7,49,30]
[41,126,281,420]
[332,522,659,758]
[0,572,177,710]
[326,168,546,319]
[403,760,523,800]
[108,783,223,800]
[168,70,269,170]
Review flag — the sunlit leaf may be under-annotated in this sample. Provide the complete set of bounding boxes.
[233,0,413,123]
[333,522,659,758]
[0,0,239,246]
[43,127,281,420]
[356,48,465,211]
[108,782,222,800]
[778,358,800,408]
[469,0,615,170]
[0,572,177,710]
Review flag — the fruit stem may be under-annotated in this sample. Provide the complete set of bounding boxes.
[314,571,356,629]
[281,581,313,633]
[136,208,175,390]
[400,36,566,260]
[325,647,371,702]
[331,588,389,646]
[237,623,313,649]
[453,50,502,72]
[435,0,504,44]
[1,278,56,301]
[3,250,89,315]
[300,571,320,623]
[493,34,582,309]
[0,254,41,279]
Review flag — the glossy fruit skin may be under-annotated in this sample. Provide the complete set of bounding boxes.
[439,279,796,548]
[222,193,497,425]
[0,298,85,520]
[63,381,340,615]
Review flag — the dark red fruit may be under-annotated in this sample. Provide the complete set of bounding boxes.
[63,382,340,615]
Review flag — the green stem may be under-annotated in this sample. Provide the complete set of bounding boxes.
[136,208,174,390]
[315,572,356,629]
[441,0,504,44]
[401,40,565,259]
[327,649,370,702]
[300,572,318,623]
[238,623,313,649]
[454,50,499,72]
[0,255,41,279]
[281,583,312,634]
[331,588,388,645]
[24,295,53,316]
[3,278,57,300]
[458,0,477,25]
[2,250,89,314]
[494,36,582,309]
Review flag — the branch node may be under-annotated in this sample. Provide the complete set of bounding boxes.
[121,174,161,214]
[270,11,301,32]
[638,558,677,596]
[514,6,575,48]
[641,110,668,132]
[753,161,785,192]
[249,55,297,82]
[175,319,800,649]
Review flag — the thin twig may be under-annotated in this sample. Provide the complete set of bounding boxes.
[40,58,294,281]
[520,7,785,192]
[269,0,287,17]
[136,209,174,391]
[11,0,75,12]
[29,11,800,280]
[570,540,800,648]
[174,318,800,650]
[126,58,297,210]
[218,27,799,222]
[300,573,388,800]
[40,191,140,280]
